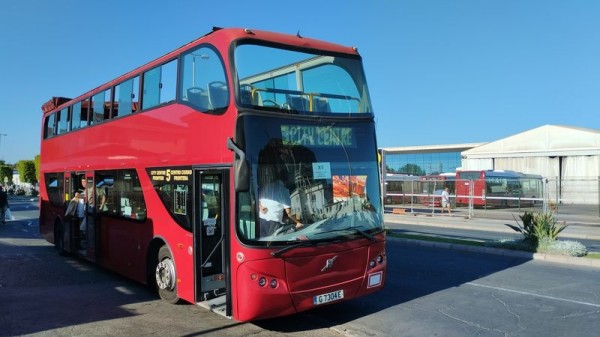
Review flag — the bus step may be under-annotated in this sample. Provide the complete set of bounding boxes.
[197,295,229,319]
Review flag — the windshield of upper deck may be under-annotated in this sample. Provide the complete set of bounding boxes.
[234,43,373,114]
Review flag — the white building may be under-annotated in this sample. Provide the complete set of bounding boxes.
[460,125,600,204]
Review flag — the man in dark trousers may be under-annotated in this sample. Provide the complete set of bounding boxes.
[0,186,8,224]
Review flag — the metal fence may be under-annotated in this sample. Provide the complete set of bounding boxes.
[384,177,600,219]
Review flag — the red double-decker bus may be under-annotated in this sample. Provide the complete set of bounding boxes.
[39,27,385,321]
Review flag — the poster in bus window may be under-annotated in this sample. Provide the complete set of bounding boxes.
[174,185,188,215]
[312,162,331,179]
[333,175,367,202]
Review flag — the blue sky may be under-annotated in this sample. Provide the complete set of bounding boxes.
[1,0,599,164]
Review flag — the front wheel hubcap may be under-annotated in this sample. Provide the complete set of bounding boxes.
[155,258,176,291]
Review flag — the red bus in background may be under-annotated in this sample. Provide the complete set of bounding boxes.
[455,170,543,207]
[418,173,456,207]
[39,27,385,322]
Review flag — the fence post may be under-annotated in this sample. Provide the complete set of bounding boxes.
[468,179,474,219]
[555,176,559,214]
[543,178,548,213]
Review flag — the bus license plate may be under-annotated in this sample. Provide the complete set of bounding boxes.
[313,290,344,305]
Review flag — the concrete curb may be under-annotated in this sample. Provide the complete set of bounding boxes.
[385,213,600,241]
[390,236,600,269]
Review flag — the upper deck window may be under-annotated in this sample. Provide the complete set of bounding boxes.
[143,60,177,110]
[234,44,373,114]
[113,76,140,118]
[180,46,229,113]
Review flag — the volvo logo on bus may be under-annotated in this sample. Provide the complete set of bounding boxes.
[321,256,338,272]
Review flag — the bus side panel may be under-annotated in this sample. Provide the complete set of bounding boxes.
[39,197,56,243]
[139,170,197,304]
[97,216,154,283]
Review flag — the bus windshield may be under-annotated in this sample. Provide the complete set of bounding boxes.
[235,43,372,114]
[237,115,383,244]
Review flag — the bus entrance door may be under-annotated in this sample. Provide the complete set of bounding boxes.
[80,173,97,262]
[194,170,227,304]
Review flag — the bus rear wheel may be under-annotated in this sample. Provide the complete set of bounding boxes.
[155,245,181,304]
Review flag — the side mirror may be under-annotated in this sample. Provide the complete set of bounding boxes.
[227,138,249,192]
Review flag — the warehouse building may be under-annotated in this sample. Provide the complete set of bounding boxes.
[381,125,600,204]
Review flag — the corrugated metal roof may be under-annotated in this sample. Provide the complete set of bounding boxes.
[462,125,600,158]
[381,142,486,154]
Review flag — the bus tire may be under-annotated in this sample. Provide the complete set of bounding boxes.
[155,245,181,304]
[54,220,67,256]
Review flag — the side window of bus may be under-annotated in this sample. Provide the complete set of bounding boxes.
[44,113,56,139]
[142,59,177,110]
[95,170,147,220]
[95,172,114,213]
[113,76,140,118]
[118,170,147,220]
[71,101,82,131]
[44,172,64,207]
[56,107,69,135]
[91,89,112,125]
[181,46,228,112]
[152,182,191,230]
[71,99,90,131]
[238,191,256,239]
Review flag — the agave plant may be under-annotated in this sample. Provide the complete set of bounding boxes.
[505,211,567,243]
[505,211,536,243]
[533,212,568,240]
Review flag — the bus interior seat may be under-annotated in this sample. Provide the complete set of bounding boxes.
[240,87,253,105]
[187,87,210,110]
[208,82,229,109]
[286,95,308,111]
[312,97,331,112]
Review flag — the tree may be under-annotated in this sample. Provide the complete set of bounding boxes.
[385,165,399,173]
[0,165,13,186]
[399,163,425,176]
[34,154,40,182]
[16,160,37,184]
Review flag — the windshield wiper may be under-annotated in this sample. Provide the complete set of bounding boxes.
[351,227,376,241]
[271,240,316,257]
[314,227,376,242]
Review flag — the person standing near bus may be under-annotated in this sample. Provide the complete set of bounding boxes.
[441,187,452,214]
[0,186,8,224]
[81,177,106,212]
[80,177,106,235]
[65,190,85,223]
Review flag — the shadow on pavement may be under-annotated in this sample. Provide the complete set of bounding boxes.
[255,238,530,331]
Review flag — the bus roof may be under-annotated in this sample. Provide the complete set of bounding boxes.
[41,27,361,115]
[457,170,542,179]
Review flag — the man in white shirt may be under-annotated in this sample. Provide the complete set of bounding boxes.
[258,179,302,237]
[441,187,452,214]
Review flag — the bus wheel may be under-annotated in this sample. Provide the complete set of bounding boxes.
[54,220,66,256]
[155,245,181,304]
